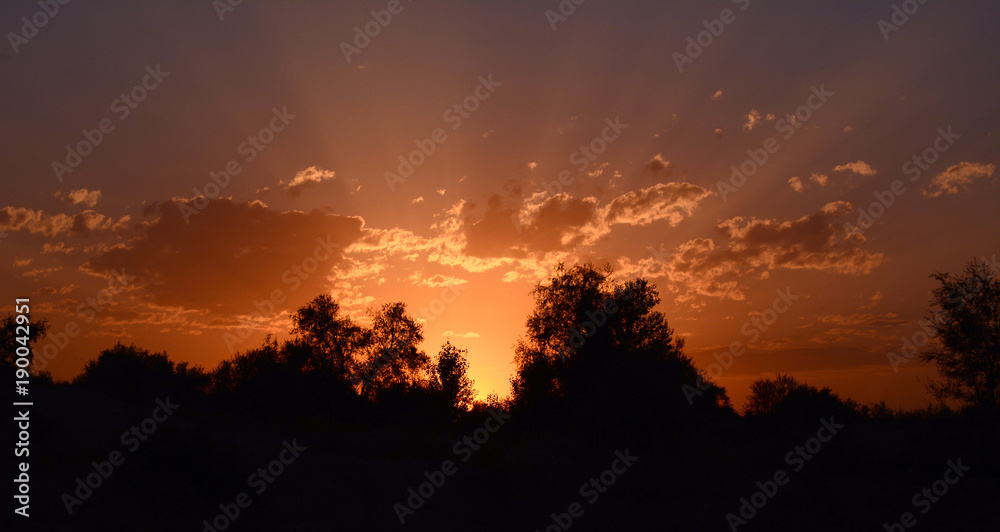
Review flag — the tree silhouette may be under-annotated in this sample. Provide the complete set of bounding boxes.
[292,294,368,382]
[921,259,1000,409]
[510,263,731,414]
[430,341,475,416]
[358,302,429,400]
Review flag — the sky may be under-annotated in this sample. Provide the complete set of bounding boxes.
[2,1,998,409]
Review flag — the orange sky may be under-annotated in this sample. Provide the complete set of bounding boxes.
[2,1,999,410]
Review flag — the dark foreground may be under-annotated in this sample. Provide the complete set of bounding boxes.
[12,384,1000,532]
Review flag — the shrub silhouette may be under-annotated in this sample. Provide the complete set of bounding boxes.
[744,373,859,422]
[73,342,208,403]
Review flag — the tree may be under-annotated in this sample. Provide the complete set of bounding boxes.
[510,263,730,413]
[292,295,368,382]
[921,259,1000,409]
[744,374,808,416]
[358,302,429,400]
[1,312,48,370]
[431,341,475,415]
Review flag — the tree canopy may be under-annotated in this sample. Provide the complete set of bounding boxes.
[921,258,1000,409]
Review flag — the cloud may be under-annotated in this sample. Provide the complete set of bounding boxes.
[923,161,996,197]
[285,166,336,196]
[463,192,599,258]
[643,153,673,179]
[622,201,884,301]
[833,160,876,176]
[711,90,723,101]
[346,181,711,285]
[789,173,828,193]
[810,173,828,186]
[42,242,76,255]
[55,189,102,207]
[458,182,711,260]
[0,207,114,237]
[743,110,761,131]
[83,198,366,315]
[411,196,424,204]
[410,273,468,288]
[442,331,480,339]
[713,128,723,139]
[604,182,712,227]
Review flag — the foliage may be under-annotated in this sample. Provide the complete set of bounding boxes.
[430,341,476,416]
[292,294,368,381]
[510,263,731,416]
[921,259,1000,409]
[744,373,859,421]
[358,302,429,400]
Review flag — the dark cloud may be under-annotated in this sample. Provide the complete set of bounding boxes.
[84,198,366,315]
[463,193,597,258]
[643,154,673,180]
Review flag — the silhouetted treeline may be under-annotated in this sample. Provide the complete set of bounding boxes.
[6,261,1000,531]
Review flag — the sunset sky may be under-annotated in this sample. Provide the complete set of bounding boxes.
[3,1,998,409]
